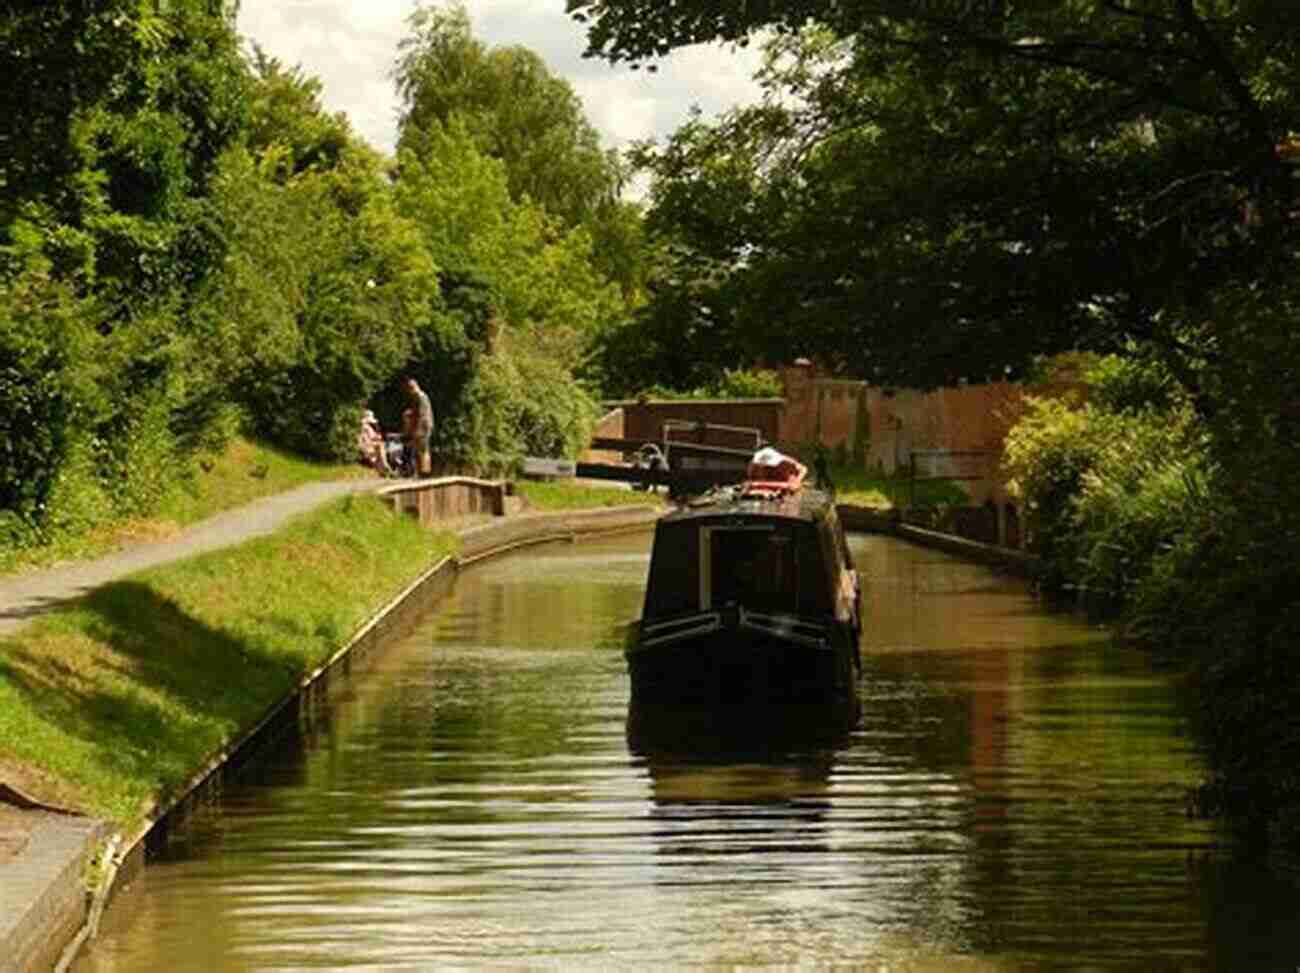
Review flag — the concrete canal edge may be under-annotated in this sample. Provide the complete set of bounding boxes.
[837,503,1042,578]
[10,499,1032,971]
[0,815,107,973]
[4,502,661,973]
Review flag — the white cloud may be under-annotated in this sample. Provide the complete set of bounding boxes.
[236,0,766,158]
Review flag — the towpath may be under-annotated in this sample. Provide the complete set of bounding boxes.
[0,478,376,639]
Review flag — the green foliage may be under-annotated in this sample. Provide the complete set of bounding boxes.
[0,0,258,553]
[393,128,622,363]
[207,145,439,459]
[0,272,91,525]
[619,368,784,400]
[1001,396,1097,583]
[577,3,1300,392]
[1069,430,1208,614]
[1003,325,1300,843]
[0,0,629,567]
[1085,350,1183,416]
[244,48,354,178]
[584,283,751,397]
[1003,392,1205,608]
[707,368,782,398]
[396,2,620,229]
[450,342,599,473]
[386,126,616,471]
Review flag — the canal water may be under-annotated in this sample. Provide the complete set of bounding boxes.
[76,534,1300,970]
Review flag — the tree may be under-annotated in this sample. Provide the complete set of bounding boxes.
[393,124,622,367]
[569,0,1300,841]
[1,0,249,303]
[395,2,621,229]
[569,2,1300,392]
[388,124,618,467]
[202,140,440,458]
[0,0,256,529]
[243,47,354,179]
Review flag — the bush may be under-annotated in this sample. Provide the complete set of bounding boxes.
[1002,386,1205,612]
[1068,410,1206,613]
[704,368,783,398]
[0,273,91,526]
[452,347,597,475]
[1001,394,1101,588]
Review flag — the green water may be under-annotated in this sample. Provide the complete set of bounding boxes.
[75,534,1300,970]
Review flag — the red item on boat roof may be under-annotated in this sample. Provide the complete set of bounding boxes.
[745,447,807,495]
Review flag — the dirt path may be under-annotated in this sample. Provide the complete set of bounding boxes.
[0,478,377,639]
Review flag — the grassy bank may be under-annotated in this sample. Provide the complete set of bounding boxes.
[0,494,454,830]
[1,437,369,577]
[514,479,667,510]
[823,464,968,509]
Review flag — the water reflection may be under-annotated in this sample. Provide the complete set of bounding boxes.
[73,533,1300,971]
[628,703,852,868]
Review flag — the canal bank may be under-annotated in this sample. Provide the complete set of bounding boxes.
[3,487,1035,972]
[837,503,1041,577]
[0,482,660,973]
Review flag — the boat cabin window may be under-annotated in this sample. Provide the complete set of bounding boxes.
[705,525,798,613]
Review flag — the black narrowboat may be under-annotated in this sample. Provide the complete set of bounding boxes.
[626,484,862,703]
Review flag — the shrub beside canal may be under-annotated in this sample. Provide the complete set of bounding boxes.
[1002,350,1300,850]
[0,494,456,830]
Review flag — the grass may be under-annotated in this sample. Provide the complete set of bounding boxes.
[0,437,369,577]
[153,436,369,524]
[824,463,970,509]
[0,494,455,829]
[515,478,667,511]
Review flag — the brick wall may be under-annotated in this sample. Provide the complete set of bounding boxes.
[777,361,868,458]
[592,367,1078,509]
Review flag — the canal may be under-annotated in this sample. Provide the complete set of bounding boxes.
[75,533,1300,970]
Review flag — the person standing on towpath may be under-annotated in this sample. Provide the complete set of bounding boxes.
[405,376,435,477]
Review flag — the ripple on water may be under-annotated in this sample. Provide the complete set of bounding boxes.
[73,534,1300,972]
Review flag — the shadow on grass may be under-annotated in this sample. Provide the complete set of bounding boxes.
[0,581,303,820]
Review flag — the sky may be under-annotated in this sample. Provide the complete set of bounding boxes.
[235,0,767,164]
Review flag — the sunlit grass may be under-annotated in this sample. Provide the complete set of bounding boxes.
[824,464,969,509]
[0,494,455,828]
[515,479,666,511]
[155,436,369,525]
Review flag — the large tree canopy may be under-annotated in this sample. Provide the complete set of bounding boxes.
[396,2,622,229]
[570,1,1300,390]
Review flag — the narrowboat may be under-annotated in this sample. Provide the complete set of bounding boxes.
[626,479,862,703]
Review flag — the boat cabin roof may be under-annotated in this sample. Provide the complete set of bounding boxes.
[659,484,836,528]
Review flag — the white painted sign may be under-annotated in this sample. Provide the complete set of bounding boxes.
[523,457,577,478]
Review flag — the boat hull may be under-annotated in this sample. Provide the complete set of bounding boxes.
[626,606,859,704]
